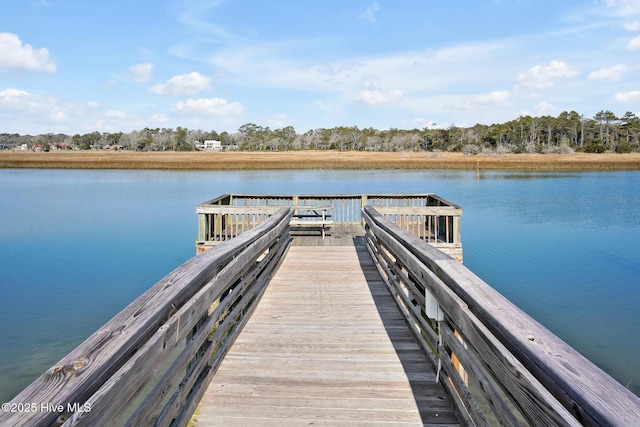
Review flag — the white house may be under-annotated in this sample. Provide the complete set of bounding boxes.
[203,140,222,150]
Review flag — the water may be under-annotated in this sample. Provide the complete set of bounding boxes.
[1,169,639,401]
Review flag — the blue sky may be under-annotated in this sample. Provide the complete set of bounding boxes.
[1,0,640,135]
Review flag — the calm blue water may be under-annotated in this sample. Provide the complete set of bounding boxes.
[1,169,639,401]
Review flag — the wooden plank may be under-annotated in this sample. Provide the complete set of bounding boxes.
[123,231,291,426]
[189,245,459,426]
[196,205,282,214]
[0,209,292,427]
[170,235,292,427]
[289,220,333,225]
[364,208,580,425]
[435,258,640,426]
[363,206,640,426]
[364,233,477,426]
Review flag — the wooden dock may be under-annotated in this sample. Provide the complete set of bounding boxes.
[189,229,459,426]
[5,195,640,427]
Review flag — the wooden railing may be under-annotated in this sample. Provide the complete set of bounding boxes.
[196,193,462,260]
[196,204,281,248]
[362,205,640,426]
[1,208,293,427]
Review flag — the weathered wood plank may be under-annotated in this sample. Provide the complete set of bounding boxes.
[66,212,292,426]
[167,233,292,427]
[363,205,640,426]
[435,258,640,426]
[196,205,282,214]
[123,229,291,426]
[0,209,292,427]
[364,207,581,425]
[189,245,460,426]
[374,206,462,215]
[363,230,478,426]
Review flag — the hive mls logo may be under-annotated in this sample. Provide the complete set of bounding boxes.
[67,402,92,413]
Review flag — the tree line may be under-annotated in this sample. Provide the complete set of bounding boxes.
[2,110,639,154]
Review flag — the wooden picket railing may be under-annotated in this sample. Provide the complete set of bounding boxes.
[362,205,640,426]
[196,193,462,260]
[0,208,293,427]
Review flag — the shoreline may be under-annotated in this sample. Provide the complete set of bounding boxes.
[2,150,640,171]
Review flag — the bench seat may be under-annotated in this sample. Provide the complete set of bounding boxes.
[289,220,334,226]
[289,219,333,238]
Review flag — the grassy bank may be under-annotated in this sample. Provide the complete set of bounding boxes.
[2,150,640,171]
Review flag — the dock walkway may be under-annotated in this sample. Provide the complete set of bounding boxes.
[189,227,459,426]
[6,196,640,426]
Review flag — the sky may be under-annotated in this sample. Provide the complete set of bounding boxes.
[1,0,640,135]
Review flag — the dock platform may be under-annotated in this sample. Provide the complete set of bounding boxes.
[189,228,459,426]
[5,195,640,427]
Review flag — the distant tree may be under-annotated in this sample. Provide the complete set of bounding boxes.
[238,123,271,150]
[174,127,191,151]
[621,112,639,145]
[218,131,231,147]
[7,108,640,154]
[567,111,581,146]
[594,110,618,146]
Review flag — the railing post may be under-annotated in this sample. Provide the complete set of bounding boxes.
[360,195,368,225]
[198,213,207,241]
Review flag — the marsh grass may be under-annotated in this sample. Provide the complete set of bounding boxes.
[2,150,640,171]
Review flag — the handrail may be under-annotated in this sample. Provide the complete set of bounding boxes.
[1,208,293,427]
[362,205,640,426]
[196,193,463,260]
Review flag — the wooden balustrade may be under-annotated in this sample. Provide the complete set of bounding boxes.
[196,194,462,259]
[362,205,640,426]
[196,205,282,247]
[1,208,293,427]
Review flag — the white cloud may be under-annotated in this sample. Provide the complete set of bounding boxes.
[0,33,56,72]
[0,88,30,104]
[457,90,510,109]
[519,101,557,118]
[150,114,169,124]
[587,64,628,81]
[265,113,292,128]
[0,88,75,129]
[7,1,640,134]
[360,3,380,24]
[130,63,153,82]
[624,22,640,31]
[314,100,343,114]
[354,88,403,105]
[0,88,140,133]
[204,38,520,113]
[409,117,438,129]
[150,72,211,96]
[613,91,640,102]
[627,35,640,50]
[50,107,67,121]
[604,0,640,17]
[534,101,556,115]
[105,110,126,118]
[173,97,244,116]
[518,60,578,89]
[479,90,510,105]
[0,86,157,134]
